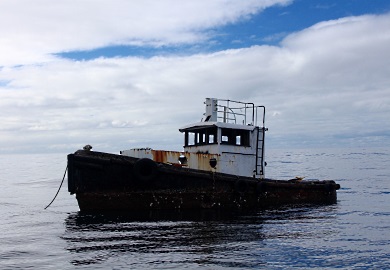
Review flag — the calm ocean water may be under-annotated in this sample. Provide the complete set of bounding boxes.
[0,148,389,269]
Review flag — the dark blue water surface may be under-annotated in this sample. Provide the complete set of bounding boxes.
[1,148,389,269]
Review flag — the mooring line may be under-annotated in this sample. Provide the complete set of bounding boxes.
[44,165,68,210]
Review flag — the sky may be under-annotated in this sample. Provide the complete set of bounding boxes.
[1,0,390,154]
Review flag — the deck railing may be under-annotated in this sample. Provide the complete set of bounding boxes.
[215,99,265,127]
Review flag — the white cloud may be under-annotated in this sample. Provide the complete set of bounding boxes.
[0,2,389,153]
[0,0,290,66]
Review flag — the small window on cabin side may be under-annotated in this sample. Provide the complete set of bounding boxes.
[236,135,241,145]
[209,134,215,144]
[187,132,195,146]
[222,135,229,143]
[207,127,217,144]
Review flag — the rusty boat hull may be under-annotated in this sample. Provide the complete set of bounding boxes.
[68,150,340,211]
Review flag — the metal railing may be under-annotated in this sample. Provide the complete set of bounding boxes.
[215,99,265,127]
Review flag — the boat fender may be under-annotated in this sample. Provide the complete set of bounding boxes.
[325,183,333,192]
[234,179,248,193]
[256,182,267,193]
[134,158,158,181]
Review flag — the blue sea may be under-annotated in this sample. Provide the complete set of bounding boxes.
[1,148,389,269]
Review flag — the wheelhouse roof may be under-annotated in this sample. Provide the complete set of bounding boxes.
[179,121,257,132]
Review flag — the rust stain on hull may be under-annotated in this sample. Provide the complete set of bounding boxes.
[151,150,219,171]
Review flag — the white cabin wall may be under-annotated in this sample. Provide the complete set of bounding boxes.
[218,153,256,178]
[121,123,264,178]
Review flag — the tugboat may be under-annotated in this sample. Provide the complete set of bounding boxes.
[67,98,340,211]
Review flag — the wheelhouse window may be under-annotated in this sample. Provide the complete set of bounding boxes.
[221,128,250,146]
[184,127,250,147]
[184,127,217,146]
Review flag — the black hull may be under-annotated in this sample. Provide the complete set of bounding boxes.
[68,150,340,211]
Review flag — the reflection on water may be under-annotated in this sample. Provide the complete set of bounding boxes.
[63,206,337,268]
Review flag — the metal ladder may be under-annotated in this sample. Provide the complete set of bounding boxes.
[255,127,266,178]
